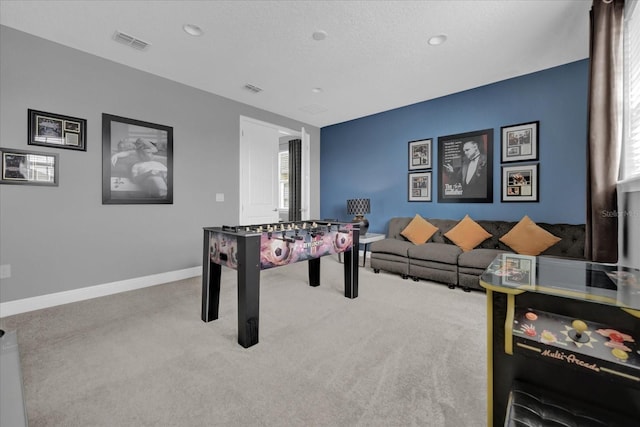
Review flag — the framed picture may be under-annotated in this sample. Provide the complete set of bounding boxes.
[28,109,87,151]
[438,128,493,203]
[501,163,539,202]
[0,147,59,186]
[500,121,538,163]
[500,254,536,288]
[408,138,432,170]
[102,114,173,204]
[408,171,432,202]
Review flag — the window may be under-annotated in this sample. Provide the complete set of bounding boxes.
[623,0,640,180]
[278,151,289,209]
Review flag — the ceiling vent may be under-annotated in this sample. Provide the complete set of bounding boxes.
[113,30,151,51]
[243,84,263,94]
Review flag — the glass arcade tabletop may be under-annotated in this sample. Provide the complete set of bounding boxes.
[480,255,640,312]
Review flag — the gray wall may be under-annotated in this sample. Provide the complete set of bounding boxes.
[0,26,320,302]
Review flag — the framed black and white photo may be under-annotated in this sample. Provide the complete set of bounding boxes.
[0,147,59,186]
[102,114,173,204]
[438,128,493,203]
[501,254,536,287]
[500,121,538,163]
[28,109,87,151]
[408,138,432,170]
[408,171,432,202]
[501,163,539,202]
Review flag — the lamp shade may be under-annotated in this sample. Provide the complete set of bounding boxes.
[347,198,371,215]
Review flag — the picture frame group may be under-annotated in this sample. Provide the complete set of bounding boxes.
[102,114,173,204]
[0,147,59,186]
[499,120,540,203]
[28,109,87,151]
[407,138,433,202]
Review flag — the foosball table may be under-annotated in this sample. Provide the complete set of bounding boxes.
[201,220,360,348]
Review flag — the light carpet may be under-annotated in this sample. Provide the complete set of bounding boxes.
[0,258,487,426]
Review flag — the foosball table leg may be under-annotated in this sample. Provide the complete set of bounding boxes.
[343,248,359,299]
[237,235,261,348]
[201,261,221,322]
[308,258,321,287]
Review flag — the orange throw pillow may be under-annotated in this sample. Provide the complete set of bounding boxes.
[401,214,439,245]
[500,215,561,256]
[444,215,492,252]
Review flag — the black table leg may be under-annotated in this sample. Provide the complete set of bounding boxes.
[343,230,359,298]
[202,262,221,322]
[308,258,321,287]
[202,231,221,322]
[362,243,369,267]
[237,235,261,348]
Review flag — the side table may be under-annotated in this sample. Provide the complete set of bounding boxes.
[340,232,386,267]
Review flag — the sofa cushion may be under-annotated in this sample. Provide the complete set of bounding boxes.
[458,248,511,269]
[401,214,439,244]
[408,242,461,265]
[444,215,493,252]
[369,239,413,257]
[500,215,562,256]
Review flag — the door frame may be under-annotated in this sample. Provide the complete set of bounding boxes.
[239,116,310,224]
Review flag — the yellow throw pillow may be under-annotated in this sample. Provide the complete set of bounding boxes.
[401,214,439,245]
[500,215,562,255]
[444,215,492,252]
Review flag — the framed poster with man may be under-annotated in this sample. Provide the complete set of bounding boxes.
[102,113,173,204]
[438,128,493,203]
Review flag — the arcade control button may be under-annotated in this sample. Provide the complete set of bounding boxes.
[612,348,629,361]
[609,332,624,343]
[525,312,537,321]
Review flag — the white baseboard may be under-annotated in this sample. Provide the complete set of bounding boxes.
[0,266,201,318]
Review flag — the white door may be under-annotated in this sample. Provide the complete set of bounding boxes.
[239,117,280,225]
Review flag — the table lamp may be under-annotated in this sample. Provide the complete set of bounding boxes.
[347,198,370,236]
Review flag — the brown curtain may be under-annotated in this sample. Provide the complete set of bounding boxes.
[288,139,302,221]
[586,0,624,262]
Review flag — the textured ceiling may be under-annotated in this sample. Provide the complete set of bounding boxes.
[0,0,591,128]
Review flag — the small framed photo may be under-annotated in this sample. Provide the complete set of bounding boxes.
[408,171,432,202]
[102,113,173,204]
[408,138,432,170]
[500,254,536,288]
[501,163,539,202]
[0,147,59,186]
[500,121,538,163]
[28,109,87,151]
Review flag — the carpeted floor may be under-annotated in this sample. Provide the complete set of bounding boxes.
[0,258,487,426]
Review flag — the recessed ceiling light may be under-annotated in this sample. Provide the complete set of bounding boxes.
[312,30,327,41]
[311,87,323,93]
[428,34,447,46]
[183,24,203,37]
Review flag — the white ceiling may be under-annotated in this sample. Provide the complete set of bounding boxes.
[0,0,591,128]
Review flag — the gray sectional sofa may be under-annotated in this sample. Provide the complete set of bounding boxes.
[369,217,586,291]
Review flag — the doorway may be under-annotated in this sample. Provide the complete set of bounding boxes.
[239,116,310,225]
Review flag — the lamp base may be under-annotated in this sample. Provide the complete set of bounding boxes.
[352,215,369,236]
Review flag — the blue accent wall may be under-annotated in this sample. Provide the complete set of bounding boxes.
[320,60,589,233]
